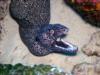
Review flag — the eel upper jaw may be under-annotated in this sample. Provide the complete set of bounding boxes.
[52,37,78,55]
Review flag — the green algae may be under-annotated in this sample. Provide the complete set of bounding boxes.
[0,64,65,75]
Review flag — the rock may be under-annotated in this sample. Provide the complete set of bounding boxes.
[94,59,100,74]
[0,22,3,40]
[0,0,9,40]
[72,61,100,75]
[72,62,94,75]
[47,72,66,75]
[0,0,10,20]
[82,31,100,56]
[0,21,5,41]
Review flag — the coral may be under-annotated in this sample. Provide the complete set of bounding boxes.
[64,0,100,27]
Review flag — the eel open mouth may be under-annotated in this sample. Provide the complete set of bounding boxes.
[36,24,78,56]
[52,38,78,55]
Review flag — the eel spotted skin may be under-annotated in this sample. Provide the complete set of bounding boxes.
[10,0,51,56]
[10,0,50,28]
[10,0,78,56]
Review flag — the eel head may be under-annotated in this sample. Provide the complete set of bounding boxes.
[36,24,78,56]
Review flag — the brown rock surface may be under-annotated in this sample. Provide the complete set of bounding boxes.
[94,59,100,74]
[0,0,10,20]
[72,63,94,75]
[0,22,3,40]
[0,0,10,40]
[82,31,100,56]
[72,59,100,75]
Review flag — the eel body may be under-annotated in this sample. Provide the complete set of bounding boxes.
[10,0,78,56]
[10,0,51,56]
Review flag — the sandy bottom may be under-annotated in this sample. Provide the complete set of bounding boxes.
[0,0,100,73]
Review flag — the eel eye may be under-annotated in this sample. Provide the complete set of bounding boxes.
[49,30,54,35]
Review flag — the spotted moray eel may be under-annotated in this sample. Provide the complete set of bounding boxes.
[10,0,78,56]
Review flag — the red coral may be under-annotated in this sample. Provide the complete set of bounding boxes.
[76,0,100,4]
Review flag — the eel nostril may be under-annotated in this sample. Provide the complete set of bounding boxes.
[35,37,40,41]
[23,0,27,2]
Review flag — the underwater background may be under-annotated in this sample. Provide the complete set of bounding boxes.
[0,0,100,75]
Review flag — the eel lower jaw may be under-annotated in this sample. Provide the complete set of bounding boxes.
[54,39,78,55]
